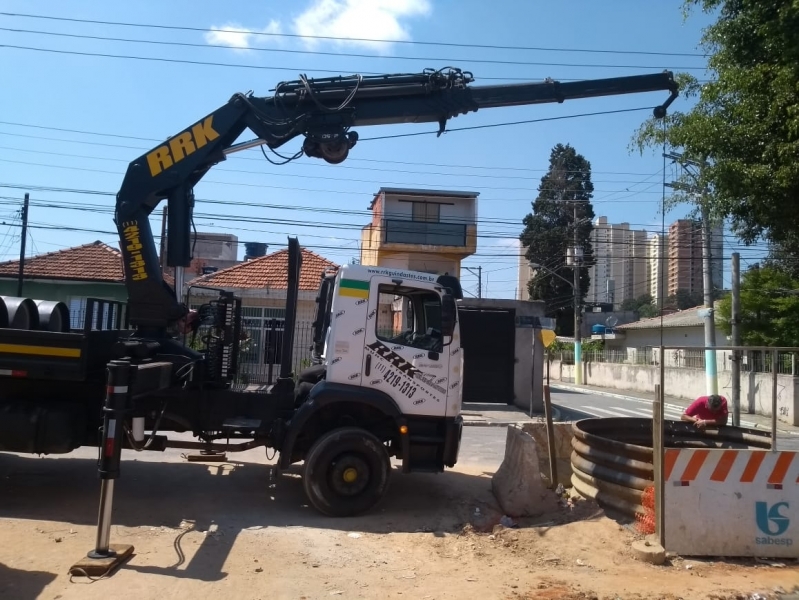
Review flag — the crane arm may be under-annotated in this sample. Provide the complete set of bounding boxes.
[115,67,678,332]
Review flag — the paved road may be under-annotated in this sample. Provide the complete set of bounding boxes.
[458,426,507,470]
[550,387,799,451]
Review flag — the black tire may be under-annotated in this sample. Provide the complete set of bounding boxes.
[302,426,391,517]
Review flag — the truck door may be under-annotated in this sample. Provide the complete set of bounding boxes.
[362,276,450,418]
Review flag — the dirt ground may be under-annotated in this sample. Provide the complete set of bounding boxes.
[1,447,797,600]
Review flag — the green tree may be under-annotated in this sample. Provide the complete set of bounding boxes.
[718,265,799,346]
[621,293,658,318]
[520,144,594,335]
[664,289,704,311]
[631,1,799,254]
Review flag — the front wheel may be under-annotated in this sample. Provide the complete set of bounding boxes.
[302,427,391,517]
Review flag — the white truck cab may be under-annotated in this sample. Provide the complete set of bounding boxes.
[325,265,463,419]
[298,264,464,476]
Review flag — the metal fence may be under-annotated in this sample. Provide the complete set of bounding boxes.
[553,347,799,375]
[186,321,316,385]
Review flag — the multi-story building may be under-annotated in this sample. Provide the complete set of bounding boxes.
[162,232,240,291]
[587,217,647,307]
[647,233,669,305]
[667,219,723,297]
[359,187,478,276]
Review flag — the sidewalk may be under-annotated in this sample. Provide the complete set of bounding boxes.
[551,381,799,436]
[460,402,560,427]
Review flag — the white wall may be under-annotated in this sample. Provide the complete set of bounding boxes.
[549,359,799,426]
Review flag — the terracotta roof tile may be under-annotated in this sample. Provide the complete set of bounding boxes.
[0,240,176,287]
[188,248,338,290]
[0,241,124,283]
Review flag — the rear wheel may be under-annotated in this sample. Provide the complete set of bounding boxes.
[302,427,391,517]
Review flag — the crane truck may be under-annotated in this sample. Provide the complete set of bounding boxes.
[0,68,679,522]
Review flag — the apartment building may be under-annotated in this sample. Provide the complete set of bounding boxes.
[667,219,723,297]
[360,187,478,277]
[587,217,647,306]
[647,233,669,305]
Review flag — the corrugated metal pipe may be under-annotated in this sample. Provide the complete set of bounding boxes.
[570,418,771,518]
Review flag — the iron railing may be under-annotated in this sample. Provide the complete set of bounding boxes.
[552,347,799,375]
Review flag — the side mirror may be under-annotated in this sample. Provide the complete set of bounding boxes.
[441,293,457,337]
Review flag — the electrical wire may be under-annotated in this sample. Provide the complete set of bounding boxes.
[0,27,710,72]
[0,120,665,177]
[0,12,709,57]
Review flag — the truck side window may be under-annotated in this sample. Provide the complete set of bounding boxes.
[375,285,443,352]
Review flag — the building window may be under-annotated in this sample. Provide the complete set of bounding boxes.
[412,202,440,223]
[68,297,121,330]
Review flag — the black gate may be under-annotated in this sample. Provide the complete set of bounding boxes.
[458,307,516,404]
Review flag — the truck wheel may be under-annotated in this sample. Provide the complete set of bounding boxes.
[302,427,391,517]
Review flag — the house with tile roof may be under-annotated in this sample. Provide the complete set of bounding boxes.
[600,303,728,368]
[0,240,175,330]
[0,241,130,329]
[187,247,339,381]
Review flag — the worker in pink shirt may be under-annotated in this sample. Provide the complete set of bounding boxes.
[681,394,729,429]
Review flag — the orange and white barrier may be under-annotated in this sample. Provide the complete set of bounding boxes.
[664,448,798,557]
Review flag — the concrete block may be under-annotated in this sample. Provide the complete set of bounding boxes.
[492,425,559,518]
[631,539,666,565]
[521,422,574,488]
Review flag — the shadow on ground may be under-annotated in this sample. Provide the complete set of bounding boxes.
[0,453,496,533]
[0,563,56,600]
[0,451,503,583]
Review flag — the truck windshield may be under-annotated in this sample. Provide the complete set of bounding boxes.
[375,284,442,352]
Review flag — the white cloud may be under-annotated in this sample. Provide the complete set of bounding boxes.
[291,0,432,52]
[204,20,283,52]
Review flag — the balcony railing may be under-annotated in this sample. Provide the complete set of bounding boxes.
[383,219,468,247]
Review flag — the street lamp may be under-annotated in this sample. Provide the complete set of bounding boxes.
[529,261,583,385]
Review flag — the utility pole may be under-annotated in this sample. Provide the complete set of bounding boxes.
[462,266,482,299]
[159,206,168,276]
[730,252,741,426]
[573,201,583,385]
[664,152,718,396]
[16,193,29,297]
[700,197,718,396]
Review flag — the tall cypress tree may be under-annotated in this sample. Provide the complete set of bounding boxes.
[519,143,595,335]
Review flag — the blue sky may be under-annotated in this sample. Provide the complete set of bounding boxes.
[0,1,769,299]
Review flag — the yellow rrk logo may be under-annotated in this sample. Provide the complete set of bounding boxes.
[145,116,219,177]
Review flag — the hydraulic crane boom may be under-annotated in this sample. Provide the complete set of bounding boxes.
[115,67,678,333]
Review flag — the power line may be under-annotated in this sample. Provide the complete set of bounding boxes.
[0,27,710,72]
[0,160,670,199]
[0,121,661,176]
[0,195,769,255]
[0,12,709,58]
[3,43,689,84]
[0,143,665,185]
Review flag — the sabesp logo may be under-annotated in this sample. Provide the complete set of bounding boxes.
[755,501,792,548]
[756,502,790,536]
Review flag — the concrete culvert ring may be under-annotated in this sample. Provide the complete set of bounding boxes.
[569,417,772,519]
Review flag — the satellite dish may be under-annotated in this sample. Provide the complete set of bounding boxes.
[606,315,619,328]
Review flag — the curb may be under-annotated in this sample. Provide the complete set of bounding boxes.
[462,405,562,427]
[550,383,799,436]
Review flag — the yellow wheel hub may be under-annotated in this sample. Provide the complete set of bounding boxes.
[342,467,358,483]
